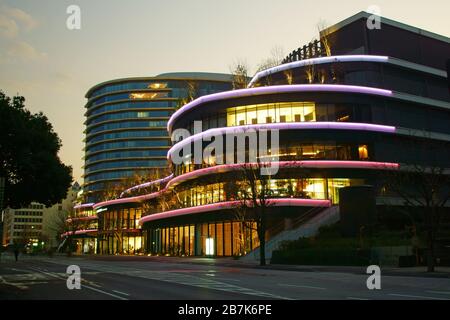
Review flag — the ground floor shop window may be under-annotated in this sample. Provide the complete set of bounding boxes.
[145,221,259,257]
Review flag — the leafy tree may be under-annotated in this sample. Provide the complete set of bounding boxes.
[0,91,73,209]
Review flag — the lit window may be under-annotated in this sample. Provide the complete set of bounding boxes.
[148,83,167,89]
[358,145,369,160]
[206,238,214,256]
[129,92,168,100]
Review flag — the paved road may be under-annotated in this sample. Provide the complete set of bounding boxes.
[1,255,450,300]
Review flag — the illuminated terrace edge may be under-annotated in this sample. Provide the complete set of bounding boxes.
[248,55,389,87]
[167,122,396,160]
[93,160,400,209]
[167,84,393,132]
[139,198,332,225]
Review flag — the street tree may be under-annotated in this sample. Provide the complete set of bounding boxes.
[231,163,275,266]
[382,139,450,272]
[0,91,73,209]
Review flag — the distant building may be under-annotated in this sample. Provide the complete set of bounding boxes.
[2,182,80,250]
[42,182,80,248]
[2,203,46,249]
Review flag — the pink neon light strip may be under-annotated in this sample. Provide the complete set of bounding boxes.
[61,229,97,237]
[248,55,389,87]
[94,160,399,209]
[167,122,396,160]
[167,84,393,131]
[119,174,173,198]
[66,215,98,223]
[73,203,95,210]
[165,161,400,189]
[93,190,164,209]
[139,198,331,225]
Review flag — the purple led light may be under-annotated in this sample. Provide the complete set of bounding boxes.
[139,198,331,225]
[94,189,165,209]
[66,215,98,223]
[61,229,97,237]
[167,122,396,160]
[93,160,399,209]
[119,174,173,198]
[167,84,393,132]
[73,203,95,210]
[165,161,399,189]
[248,55,389,87]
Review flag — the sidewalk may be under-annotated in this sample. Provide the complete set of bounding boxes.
[77,253,450,279]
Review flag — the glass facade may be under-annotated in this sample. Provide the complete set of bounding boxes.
[145,221,259,257]
[98,207,142,255]
[84,76,233,202]
[174,142,368,176]
[180,102,371,134]
[227,102,316,126]
[88,101,174,117]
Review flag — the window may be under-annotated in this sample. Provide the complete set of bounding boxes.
[358,145,369,160]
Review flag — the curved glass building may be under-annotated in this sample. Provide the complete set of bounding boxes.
[71,12,450,257]
[84,73,232,203]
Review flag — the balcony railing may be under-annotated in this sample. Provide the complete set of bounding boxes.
[281,39,327,64]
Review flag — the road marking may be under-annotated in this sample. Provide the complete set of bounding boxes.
[388,293,449,300]
[278,283,326,290]
[82,284,128,300]
[112,290,130,296]
[214,278,241,282]
[41,260,294,300]
[27,266,128,300]
[347,297,369,300]
[425,290,450,295]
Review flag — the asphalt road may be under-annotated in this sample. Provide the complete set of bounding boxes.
[1,255,450,300]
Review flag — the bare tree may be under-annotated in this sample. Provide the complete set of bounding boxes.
[256,46,285,73]
[176,80,200,110]
[231,163,275,266]
[98,167,171,201]
[229,59,251,89]
[382,139,450,272]
[317,19,332,56]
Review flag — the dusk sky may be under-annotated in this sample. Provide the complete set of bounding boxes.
[1,0,449,184]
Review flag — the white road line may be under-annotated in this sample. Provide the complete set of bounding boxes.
[112,290,130,296]
[388,293,449,300]
[347,297,369,300]
[425,290,450,295]
[82,284,128,300]
[27,266,128,300]
[278,283,326,290]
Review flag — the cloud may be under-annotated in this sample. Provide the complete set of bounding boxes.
[6,40,47,62]
[0,4,38,38]
[0,4,44,63]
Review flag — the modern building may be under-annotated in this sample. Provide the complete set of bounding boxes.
[3,203,46,250]
[71,12,450,257]
[73,73,233,253]
[42,182,80,249]
[2,183,80,250]
[83,73,233,203]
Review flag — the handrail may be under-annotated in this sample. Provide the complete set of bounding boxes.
[282,39,326,64]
